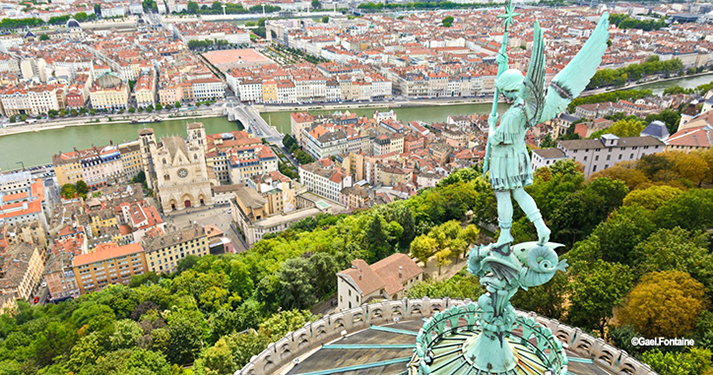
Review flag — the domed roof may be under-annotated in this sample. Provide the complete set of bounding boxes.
[66,17,81,29]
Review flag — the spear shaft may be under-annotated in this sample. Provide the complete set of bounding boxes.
[482,0,517,178]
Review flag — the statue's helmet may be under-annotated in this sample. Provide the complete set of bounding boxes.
[495,69,525,92]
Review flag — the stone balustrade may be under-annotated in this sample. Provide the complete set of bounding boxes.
[237,298,658,375]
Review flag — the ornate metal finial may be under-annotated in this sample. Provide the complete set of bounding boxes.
[497,0,520,32]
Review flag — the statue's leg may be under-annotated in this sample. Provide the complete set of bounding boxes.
[512,188,551,245]
[494,190,514,246]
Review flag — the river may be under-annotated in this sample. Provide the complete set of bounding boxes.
[0,117,242,171]
[0,74,711,171]
[259,102,498,135]
[637,73,713,95]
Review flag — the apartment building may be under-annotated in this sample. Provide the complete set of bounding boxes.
[0,243,45,302]
[290,112,314,147]
[0,83,65,116]
[44,252,79,301]
[142,226,209,274]
[119,141,143,180]
[532,134,666,176]
[89,72,129,111]
[135,73,156,108]
[299,159,353,203]
[71,242,147,295]
[53,144,130,188]
[191,78,225,100]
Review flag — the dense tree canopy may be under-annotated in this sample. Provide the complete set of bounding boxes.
[620,271,707,338]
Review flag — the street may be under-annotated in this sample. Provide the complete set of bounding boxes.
[164,205,248,254]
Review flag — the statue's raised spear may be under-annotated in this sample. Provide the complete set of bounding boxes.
[482,0,520,177]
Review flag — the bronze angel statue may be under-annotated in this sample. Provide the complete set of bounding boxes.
[485,13,610,247]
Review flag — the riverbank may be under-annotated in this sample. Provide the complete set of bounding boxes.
[257,72,713,113]
[0,116,242,171]
[257,97,504,113]
[0,72,711,140]
[0,108,222,138]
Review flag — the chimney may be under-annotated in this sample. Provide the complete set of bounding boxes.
[399,266,403,278]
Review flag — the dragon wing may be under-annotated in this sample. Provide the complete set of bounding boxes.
[539,12,610,123]
[519,20,546,128]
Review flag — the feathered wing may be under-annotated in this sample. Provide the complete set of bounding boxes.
[520,21,546,128]
[539,12,611,123]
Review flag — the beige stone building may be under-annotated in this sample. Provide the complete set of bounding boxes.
[0,243,45,302]
[89,72,129,111]
[119,140,143,180]
[336,253,423,311]
[140,123,213,213]
[142,226,209,273]
[135,73,156,108]
[290,112,314,147]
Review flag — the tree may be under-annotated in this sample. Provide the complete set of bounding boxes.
[410,235,437,264]
[641,349,712,375]
[60,183,77,199]
[633,228,713,292]
[258,309,315,341]
[549,177,627,246]
[442,15,454,27]
[605,118,646,137]
[668,151,709,186]
[637,153,674,180]
[512,271,568,321]
[125,348,171,375]
[155,103,163,111]
[187,1,199,14]
[94,3,102,15]
[645,109,681,135]
[589,163,650,190]
[226,330,271,368]
[623,185,682,210]
[199,337,235,375]
[110,319,143,350]
[39,34,49,41]
[322,15,329,23]
[309,252,339,297]
[311,0,322,9]
[67,332,104,373]
[593,205,656,265]
[167,309,205,365]
[406,269,483,300]
[655,189,713,231]
[567,260,634,337]
[276,257,316,310]
[620,271,706,338]
[31,321,77,367]
[76,180,89,196]
[175,101,182,109]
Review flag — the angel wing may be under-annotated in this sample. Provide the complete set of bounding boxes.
[519,20,546,128]
[539,13,611,123]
